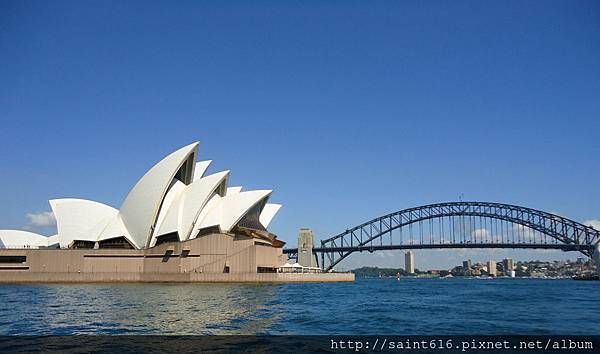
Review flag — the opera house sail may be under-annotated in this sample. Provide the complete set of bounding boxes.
[0,142,351,282]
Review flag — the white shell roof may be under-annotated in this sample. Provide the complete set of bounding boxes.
[50,198,119,248]
[96,214,131,243]
[47,234,59,246]
[193,160,212,181]
[180,171,230,240]
[226,186,242,195]
[259,203,282,228]
[0,230,53,248]
[195,190,272,234]
[119,142,198,249]
[154,171,230,241]
[150,179,186,246]
[192,193,222,234]
[2,142,282,250]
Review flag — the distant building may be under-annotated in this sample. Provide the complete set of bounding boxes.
[503,258,514,272]
[462,259,472,270]
[298,228,318,268]
[487,260,497,277]
[405,251,415,274]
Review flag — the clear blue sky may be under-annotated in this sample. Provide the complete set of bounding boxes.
[1,1,599,269]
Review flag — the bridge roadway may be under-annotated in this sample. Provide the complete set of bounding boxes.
[283,243,593,255]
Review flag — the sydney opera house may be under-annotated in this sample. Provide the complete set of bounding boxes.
[0,142,353,282]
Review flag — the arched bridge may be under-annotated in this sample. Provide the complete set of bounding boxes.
[284,202,600,272]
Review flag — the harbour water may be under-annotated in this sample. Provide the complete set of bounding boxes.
[1,278,598,335]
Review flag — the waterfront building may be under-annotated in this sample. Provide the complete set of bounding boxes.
[0,142,360,283]
[405,251,415,274]
[1,142,285,253]
[487,260,497,277]
[462,259,472,270]
[503,258,514,273]
[298,228,318,268]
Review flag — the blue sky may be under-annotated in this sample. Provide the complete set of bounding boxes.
[1,1,599,269]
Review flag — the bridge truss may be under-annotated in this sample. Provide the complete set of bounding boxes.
[284,202,600,272]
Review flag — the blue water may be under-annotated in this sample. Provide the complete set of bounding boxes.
[0,278,598,335]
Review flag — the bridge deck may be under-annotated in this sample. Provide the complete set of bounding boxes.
[284,243,593,254]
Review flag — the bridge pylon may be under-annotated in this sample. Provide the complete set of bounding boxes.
[297,228,318,268]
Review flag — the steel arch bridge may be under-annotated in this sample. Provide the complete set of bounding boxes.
[283,202,600,272]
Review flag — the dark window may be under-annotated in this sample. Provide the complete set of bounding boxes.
[235,201,268,231]
[257,267,277,273]
[98,236,134,249]
[223,265,230,273]
[174,154,194,183]
[71,241,95,249]
[0,256,26,263]
[155,233,179,246]
[41,243,60,249]
[162,250,173,263]
[195,226,221,238]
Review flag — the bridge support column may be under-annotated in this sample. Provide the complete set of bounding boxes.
[593,242,600,274]
[298,228,318,268]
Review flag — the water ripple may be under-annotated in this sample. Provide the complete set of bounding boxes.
[0,278,598,334]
